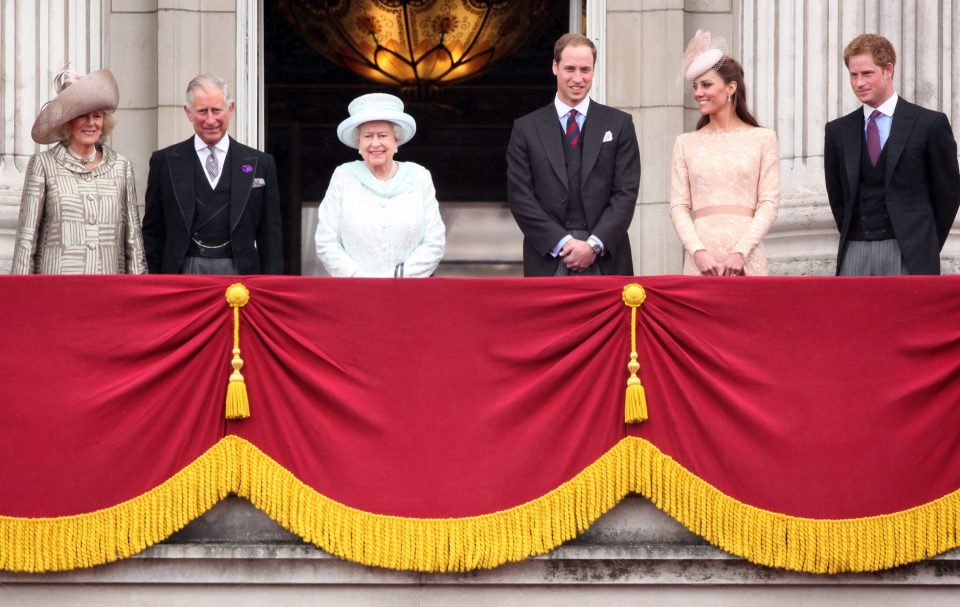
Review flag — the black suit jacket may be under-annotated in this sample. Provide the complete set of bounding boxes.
[824,98,960,275]
[142,136,283,274]
[507,101,641,276]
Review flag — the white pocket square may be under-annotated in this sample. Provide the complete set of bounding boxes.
[602,131,613,143]
[252,178,266,188]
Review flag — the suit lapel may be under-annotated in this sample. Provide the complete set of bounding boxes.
[168,139,196,232]
[533,106,567,189]
[883,100,917,189]
[229,138,258,232]
[580,103,607,185]
[841,111,863,204]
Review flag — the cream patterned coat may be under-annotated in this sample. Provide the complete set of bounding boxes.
[12,143,147,274]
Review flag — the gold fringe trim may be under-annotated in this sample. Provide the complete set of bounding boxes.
[0,439,238,573]
[3,436,960,574]
[625,436,960,573]
[235,436,635,573]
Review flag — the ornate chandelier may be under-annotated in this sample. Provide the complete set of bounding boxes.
[276,0,552,96]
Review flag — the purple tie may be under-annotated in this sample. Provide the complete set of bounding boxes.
[866,109,882,167]
[565,109,580,149]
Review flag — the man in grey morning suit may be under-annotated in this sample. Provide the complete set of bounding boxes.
[824,34,959,275]
[507,33,641,277]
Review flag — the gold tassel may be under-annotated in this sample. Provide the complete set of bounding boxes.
[225,283,251,420]
[621,284,648,424]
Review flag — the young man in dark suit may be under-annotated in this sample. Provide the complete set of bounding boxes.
[824,34,959,275]
[507,33,641,277]
[143,74,283,275]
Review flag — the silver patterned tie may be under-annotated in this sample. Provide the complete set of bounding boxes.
[205,145,219,180]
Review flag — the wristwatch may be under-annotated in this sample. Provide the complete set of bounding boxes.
[587,237,603,256]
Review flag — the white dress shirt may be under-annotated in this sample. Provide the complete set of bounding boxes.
[194,135,229,189]
[863,93,899,151]
[549,95,604,257]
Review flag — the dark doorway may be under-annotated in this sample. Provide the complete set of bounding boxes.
[263,0,569,274]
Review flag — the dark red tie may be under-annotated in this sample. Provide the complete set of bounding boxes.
[866,109,882,166]
[565,109,580,149]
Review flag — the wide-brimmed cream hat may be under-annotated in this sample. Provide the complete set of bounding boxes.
[336,93,416,149]
[31,68,120,144]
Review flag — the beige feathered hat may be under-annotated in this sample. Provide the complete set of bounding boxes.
[31,68,119,144]
[681,30,728,81]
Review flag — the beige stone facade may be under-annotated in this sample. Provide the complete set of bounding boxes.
[3,0,959,275]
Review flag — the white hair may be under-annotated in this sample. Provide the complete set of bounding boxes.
[352,121,405,147]
[185,74,234,108]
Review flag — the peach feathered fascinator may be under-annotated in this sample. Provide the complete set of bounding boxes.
[681,30,728,81]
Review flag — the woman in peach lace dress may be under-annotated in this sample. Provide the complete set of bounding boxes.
[670,31,779,276]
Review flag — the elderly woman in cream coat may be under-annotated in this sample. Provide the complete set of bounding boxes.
[12,68,146,274]
[315,93,445,277]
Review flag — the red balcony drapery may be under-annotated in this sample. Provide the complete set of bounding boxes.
[1,275,959,573]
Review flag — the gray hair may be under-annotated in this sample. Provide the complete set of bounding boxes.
[352,121,405,147]
[185,74,234,108]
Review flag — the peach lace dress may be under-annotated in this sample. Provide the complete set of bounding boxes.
[670,126,780,275]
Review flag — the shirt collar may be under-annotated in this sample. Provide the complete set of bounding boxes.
[194,134,230,154]
[863,92,899,120]
[554,95,591,120]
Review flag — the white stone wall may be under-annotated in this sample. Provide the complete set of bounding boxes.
[741,0,960,274]
[0,0,104,272]
[0,0,236,272]
[2,0,959,275]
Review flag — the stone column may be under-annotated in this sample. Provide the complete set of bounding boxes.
[604,1,738,277]
[155,0,237,149]
[606,1,686,276]
[108,0,159,220]
[740,0,960,274]
[0,0,104,272]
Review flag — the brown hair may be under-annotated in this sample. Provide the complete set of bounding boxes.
[55,110,117,145]
[695,57,760,131]
[553,33,597,65]
[843,34,896,68]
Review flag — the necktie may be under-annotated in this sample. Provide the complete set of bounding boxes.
[205,145,219,180]
[565,109,581,149]
[866,109,882,167]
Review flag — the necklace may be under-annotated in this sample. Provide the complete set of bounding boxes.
[68,146,97,165]
[375,161,399,181]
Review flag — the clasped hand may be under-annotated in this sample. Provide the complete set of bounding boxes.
[559,239,597,272]
[693,250,745,276]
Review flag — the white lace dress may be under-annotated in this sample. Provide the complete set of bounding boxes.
[669,126,780,276]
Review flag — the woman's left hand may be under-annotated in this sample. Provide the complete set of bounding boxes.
[721,253,746,276]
